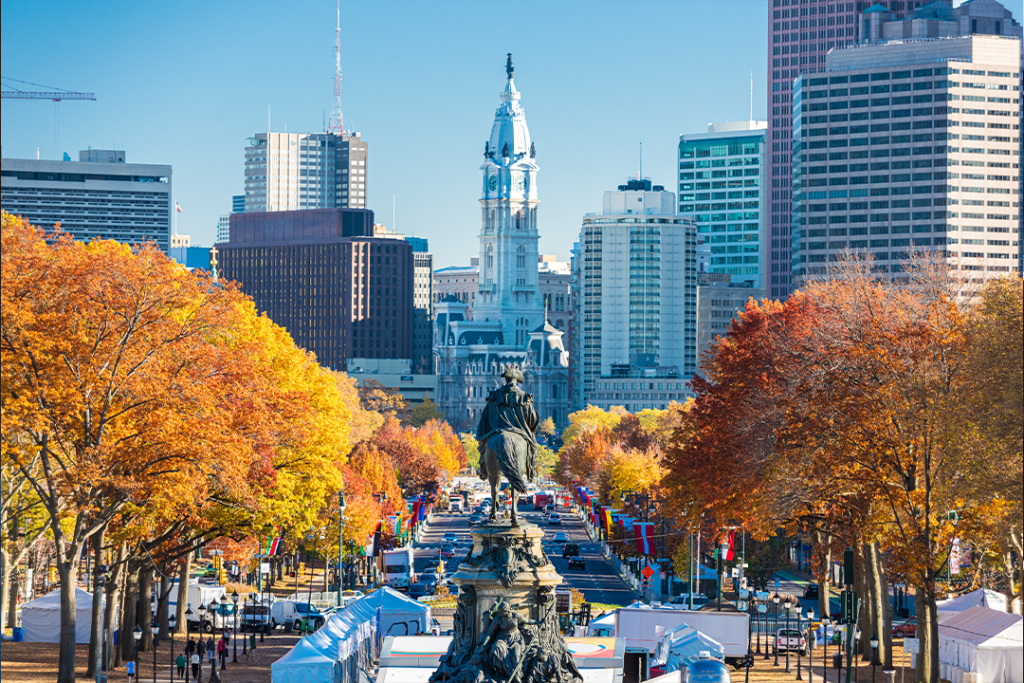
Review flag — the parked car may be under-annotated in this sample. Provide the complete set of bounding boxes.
[775,628,807,655]
[892,617,917,638]
[669,594,710,610]
[567,557,586,571]
[551,532,569,544]
[548,513,562,525]
[803,584,820,600]
[562,543,581,558]
[408,582,434,599]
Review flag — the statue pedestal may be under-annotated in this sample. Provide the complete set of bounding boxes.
[432,520,582,683]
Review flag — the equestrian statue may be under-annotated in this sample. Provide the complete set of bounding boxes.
[475,364,539,527]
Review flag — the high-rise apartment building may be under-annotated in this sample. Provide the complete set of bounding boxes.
[572,178,697,412]
[1,150,173,251]
[219,208,413,371]
[243,131,367,213]
[768,0,916,298]
[791,33,1021,281]
[679,120,769,290]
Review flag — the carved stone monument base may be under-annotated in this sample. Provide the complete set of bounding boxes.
[431,519,582,683]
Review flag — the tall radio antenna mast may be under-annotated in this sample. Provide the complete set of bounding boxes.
[328,0,344,134]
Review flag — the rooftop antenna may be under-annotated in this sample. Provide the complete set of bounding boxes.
[639,141,643,180]
[750,71,753,121]
[328,0,344,135]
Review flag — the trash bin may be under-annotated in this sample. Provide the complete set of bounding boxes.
[833,653,842,669]
[12,627,23,642]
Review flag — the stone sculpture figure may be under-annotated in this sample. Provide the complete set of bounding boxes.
[475,365,539,527]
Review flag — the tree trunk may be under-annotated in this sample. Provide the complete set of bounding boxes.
[104,542,126,673]
[816,533,831,621]
[854,543,872,660]
[866,542,893,667]
[915,580,939,683]
[173,554,191,637]
[87,526,106,677]
[56,556,80,683]
[6,512,20,630]
[0,544,9,632]
[139,563,154,651]
[120,555,141,663]
[157,572,171,640]
[1002,544,1021,615]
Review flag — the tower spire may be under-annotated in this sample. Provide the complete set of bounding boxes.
[328,0,344,134]
[506,53,514,80]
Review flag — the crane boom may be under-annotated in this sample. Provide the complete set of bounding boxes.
[1,91,96,101]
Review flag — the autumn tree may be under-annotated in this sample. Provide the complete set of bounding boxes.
[359,379,410,422]
[410,393,445,428]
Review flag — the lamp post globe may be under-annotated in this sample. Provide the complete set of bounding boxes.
[870,634,880,683]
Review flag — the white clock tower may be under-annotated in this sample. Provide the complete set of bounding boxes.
[433,55,568,432]
[475,54,543,348]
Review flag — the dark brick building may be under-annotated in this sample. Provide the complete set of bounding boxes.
[220,208,413,370]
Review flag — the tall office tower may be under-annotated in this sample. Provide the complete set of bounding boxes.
[679,121,769,290]
[435,56,569,430]
[217,194,247,243]
[792,31,1022,282]
[411,239,434,375]
[1,149,172,251]
[219,208,413,371]
[232,194,245,213]
[768,0,915,298]
[243,131,367,213]
[572,178,697,412]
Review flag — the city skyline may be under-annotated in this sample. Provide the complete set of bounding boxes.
[1,0,769,268]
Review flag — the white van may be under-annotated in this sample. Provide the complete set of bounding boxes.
[270,600,325,631]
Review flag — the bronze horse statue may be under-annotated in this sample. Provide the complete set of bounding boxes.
[475,365,538,527]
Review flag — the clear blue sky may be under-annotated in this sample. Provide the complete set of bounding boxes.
[1,0,767,267]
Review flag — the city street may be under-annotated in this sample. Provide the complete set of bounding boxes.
[414,505,635,606]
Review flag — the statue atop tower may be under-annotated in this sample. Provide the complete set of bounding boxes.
[506,52,514,80]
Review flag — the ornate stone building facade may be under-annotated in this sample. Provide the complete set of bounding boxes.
[435,56,569,431]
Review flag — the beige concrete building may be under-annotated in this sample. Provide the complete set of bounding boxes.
[695,272,765,372]
[792,32,1022,283]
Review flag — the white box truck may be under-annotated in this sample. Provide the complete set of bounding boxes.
[615,606,750,663]
[382,547,416,589]
[166,581,233,633]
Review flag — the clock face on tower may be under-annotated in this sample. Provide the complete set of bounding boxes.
[523,173,530,192]
[487,174,497,191]
[512,173,524,192]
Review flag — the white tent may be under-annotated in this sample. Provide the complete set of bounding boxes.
[937,589,1007,623]
[270,635,339,683]
[938,605,1022,683]
[21,587,103,644]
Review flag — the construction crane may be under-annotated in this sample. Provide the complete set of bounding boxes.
[2,78,96,160]
[1,77,96,101]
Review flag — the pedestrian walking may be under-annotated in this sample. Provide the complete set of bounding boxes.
[176,651,187,679]
[191,652,201,679]
[207,637,216,668]
[217,636,227,667]
[186,637,196,657]
[197,636,206,661]
[126,660,137,683]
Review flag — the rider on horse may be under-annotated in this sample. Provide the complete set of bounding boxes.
[475,365,539,504]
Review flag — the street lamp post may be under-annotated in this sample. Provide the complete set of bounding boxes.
[219,594,228,670]
[795,605,804,681]
[133,625,143,683]
[241,595,249,656]
[755,604,762,655]
[184,606,193,683]
[231,590,239,664]
[95,567,111,683]
[870,634,879,683]
[773,595,781,666]
[151,591,158,683]
[806,609,815,683]
[784,600,793,672]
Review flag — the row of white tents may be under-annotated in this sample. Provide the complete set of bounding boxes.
[271,587,430,683]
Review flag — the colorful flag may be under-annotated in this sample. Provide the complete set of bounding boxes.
[634,522,654,555]
[394,513,403,536]
[268,535,282,555]
[175,202,183,213]
[725,530,735,562]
